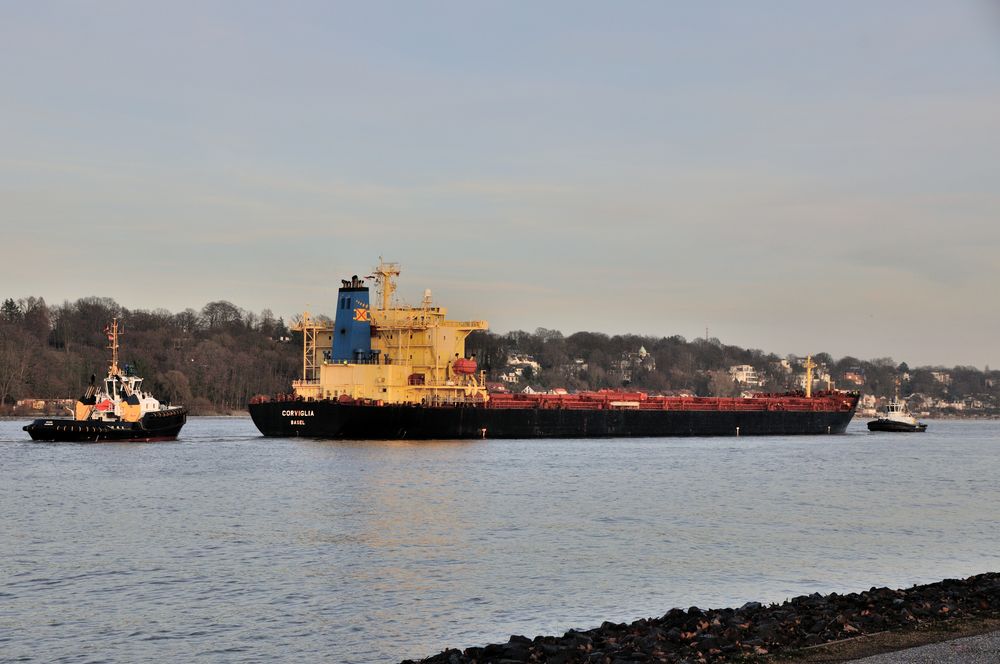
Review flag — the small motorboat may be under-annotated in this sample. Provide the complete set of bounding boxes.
[867,397,927,433]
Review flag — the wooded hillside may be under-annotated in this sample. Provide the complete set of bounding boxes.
[0,297,298,414]
[2,297,996,415]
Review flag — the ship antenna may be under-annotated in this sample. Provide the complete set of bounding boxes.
[372,257,401,311]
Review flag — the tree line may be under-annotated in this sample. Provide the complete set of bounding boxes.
[0,297,299,414]
[2,296,997,414]
[467,328,1000,407]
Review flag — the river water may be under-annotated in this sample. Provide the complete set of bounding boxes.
[1,418,998,663]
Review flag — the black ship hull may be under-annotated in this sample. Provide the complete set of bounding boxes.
[867,419,927,433]
[249,400,857,440]
[24,407,188,442]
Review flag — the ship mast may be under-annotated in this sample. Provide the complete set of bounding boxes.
[106,318,121,375]
[371,257,401,311]
[803,355,816,398]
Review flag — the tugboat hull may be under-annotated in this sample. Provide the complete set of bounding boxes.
[24,407,188,442]
[867,418,927,433]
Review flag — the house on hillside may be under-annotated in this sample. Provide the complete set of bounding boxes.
[729,364,763,387]
[931,371,952,385]
[611,346,656,383]
[14,398,74,414]
[841,367,865,386]
[501,353,542,384]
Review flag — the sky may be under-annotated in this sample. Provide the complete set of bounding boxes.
[2,1,999,368]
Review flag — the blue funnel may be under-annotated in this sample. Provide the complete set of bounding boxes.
[331,275,374,363]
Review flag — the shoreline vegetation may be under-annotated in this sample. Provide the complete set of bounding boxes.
[403,573,1000,664]
[1,296,998,417]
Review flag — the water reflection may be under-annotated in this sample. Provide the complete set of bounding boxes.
[1,419,998,663]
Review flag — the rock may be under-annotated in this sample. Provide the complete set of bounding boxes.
[483,644,506,657]
[406,572,1000,664]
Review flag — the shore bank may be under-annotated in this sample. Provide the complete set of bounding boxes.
[403,573,999,663]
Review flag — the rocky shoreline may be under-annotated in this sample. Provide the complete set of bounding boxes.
[403,573,1000,663]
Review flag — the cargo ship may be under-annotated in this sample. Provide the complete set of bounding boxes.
[248,260,858,439]
[24,319,188,442]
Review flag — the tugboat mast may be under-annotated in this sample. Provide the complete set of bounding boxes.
[106,318,121,375]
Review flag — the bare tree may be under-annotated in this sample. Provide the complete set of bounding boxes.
[707,369,739,397]
[0,325,34,406]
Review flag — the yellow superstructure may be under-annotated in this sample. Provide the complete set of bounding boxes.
[292,260,490,404]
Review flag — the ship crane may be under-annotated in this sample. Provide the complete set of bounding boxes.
[292,311,333,384]
[803,355,816,398]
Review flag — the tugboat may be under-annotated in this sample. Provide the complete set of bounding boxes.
[867,397,927,433]
[24,319,187,442]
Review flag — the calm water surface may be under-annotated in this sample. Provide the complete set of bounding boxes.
[2,418,998,663]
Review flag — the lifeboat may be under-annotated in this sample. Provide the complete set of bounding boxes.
[452,358,477,375]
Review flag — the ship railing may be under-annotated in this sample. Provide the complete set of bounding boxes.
[292,379,321,387]
[441,320,489,328]
[486,392,854,412]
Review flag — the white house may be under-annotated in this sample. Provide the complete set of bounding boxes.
[729,364,762,387]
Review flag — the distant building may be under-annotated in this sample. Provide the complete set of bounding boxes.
[855,394,878,417]
[841,367,865,386]
[14,398,74,413]
[612,346,656,383]
[729,364,762,387]
[507,353,541,371]
[502,354,542,384]
[499,370,522,384]
[931,371,952,385]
